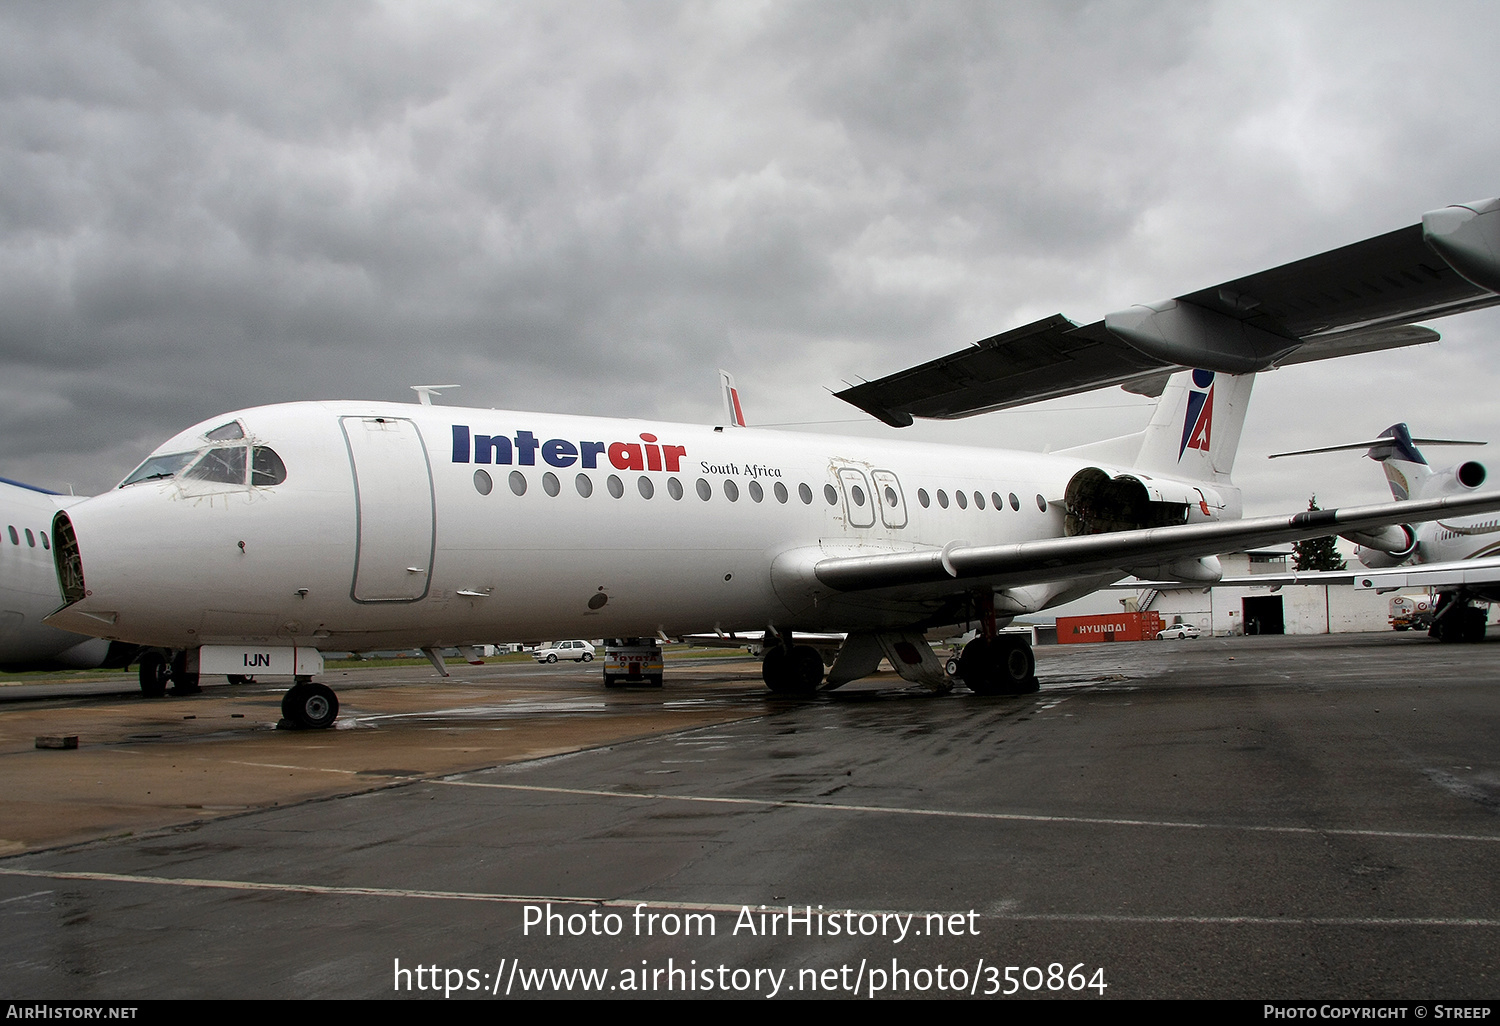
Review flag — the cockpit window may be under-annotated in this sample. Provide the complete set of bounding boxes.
[120,452,197,487]
[205,421,245,441]
[185,446,248,484]
[251,446,287,486]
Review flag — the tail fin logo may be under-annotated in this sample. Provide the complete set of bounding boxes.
[1179,370,1215,460]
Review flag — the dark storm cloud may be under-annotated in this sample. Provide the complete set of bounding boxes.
[1,1,1498,504]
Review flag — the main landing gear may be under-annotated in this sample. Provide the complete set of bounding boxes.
[1430,592,1488,643]
[955,634,1038,695]
[762,640,825,693]
[952,591,1040,695]
[281,678,339,730]
[136,649,201,697]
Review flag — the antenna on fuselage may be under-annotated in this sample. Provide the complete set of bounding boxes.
[411,384,460,406]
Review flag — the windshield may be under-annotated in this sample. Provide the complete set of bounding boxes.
[119,452,197,487]
[118,444,287,489]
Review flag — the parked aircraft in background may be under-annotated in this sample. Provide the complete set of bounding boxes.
[0,478,133,672]
[41,196,1500,727]
[1266,423,1500,641]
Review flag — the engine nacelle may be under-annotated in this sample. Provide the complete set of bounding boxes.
[1063,466,1223,537]
[1343,524,1416,560]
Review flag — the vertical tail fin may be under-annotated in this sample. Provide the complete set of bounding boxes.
[1132,369,1256,482]
[1366,424,1433,501]
[718,369,746,427]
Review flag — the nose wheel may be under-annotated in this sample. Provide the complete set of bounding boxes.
[281,680,339,729]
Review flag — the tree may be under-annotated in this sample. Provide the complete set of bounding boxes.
[1292,495,1347,571]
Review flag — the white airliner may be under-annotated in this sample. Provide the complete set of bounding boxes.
[1265,423,1500,641]
[0,478,128,672]
[41,196,1500,728]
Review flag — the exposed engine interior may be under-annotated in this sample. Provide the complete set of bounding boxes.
[1063,467,1190,537]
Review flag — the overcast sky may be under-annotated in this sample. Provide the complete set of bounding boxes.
[3,0,1499,515]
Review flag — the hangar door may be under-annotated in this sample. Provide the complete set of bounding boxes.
[1242,595,1285,636]
[341,416,435,602]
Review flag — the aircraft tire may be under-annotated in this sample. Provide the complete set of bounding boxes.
[945,658,960,676]
[790,646,823,692]
[959,637,1036,696]
[762,647,792,692]
[282,682,339,729]
[138,652,169,698]
[763,647,821,693]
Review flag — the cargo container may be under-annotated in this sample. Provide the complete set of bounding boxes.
[1056,611,1165,644]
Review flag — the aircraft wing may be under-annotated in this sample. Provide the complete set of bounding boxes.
[837,198,1500,426]
[1109,557,1500,595]
[810,491,1500,595]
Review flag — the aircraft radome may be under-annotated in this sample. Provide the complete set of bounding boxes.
[42,196,1500,728]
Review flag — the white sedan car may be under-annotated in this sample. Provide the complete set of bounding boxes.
[1156,624,1202,640]
[532,640,596,663]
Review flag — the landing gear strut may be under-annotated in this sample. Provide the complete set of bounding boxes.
[762,640,824,693]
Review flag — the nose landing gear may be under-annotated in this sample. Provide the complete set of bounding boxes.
[281,678,339,729]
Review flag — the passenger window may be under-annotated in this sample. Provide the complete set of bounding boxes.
[607,475,624,498]
[41,533,49,550]
[1009,492,1020,511]
[509,471,527,496]
[798,483,812,504]
[575,474,593,497]
[251,447,287,486]
[749,481,763,502]
[6,526,15,545]
[697,479,712,501]
[667,477,683,500]
[824,484,838,505]
[851,485,866,507]
[774,482,788,503]
[25,528,35,547]
[474,470,493,495]
[638,476,654,499]
[917,488,930,508]
[884,487,898,507]
[955,490,967,509]
[974,491,985,510]
[543,472,560,496]
[724,480,739,502]
[186,447,247,484]
[992,491,1003,510]
[937,489,949,509]
[1036,494,1048,512]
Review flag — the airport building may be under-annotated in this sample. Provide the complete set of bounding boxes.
[1131,549,1398,636]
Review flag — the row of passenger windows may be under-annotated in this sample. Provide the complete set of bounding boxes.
[6,525,50,550]
[472,470,1048,514]
[917,487,1047,513]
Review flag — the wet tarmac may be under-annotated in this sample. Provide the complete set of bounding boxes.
[3,633,1498,999]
